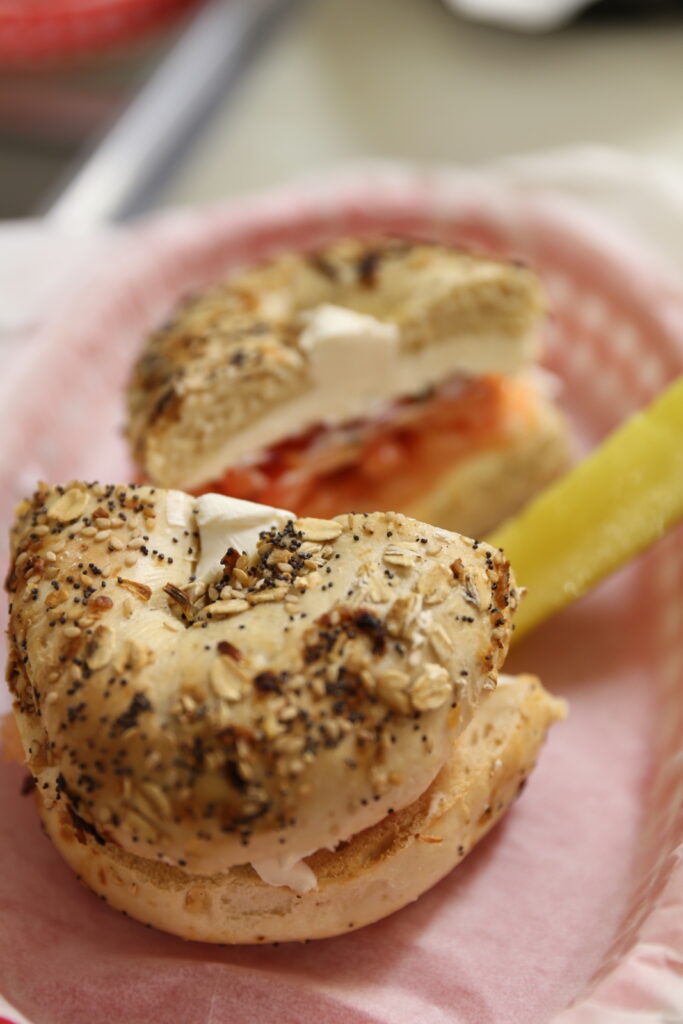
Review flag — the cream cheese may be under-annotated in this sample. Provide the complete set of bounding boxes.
[164,490,294,581]
[194,493,294,579]
[183,304,538,488]
[164,488,195,529]
[251,852,318,894]
[299,303,401,399]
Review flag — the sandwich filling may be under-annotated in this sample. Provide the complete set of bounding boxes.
[194,305,542,518]
[200,372,540,519]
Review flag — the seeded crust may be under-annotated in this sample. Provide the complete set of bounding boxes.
[126,238,545,490]
[7,483,519,876]
[37,674,566,943]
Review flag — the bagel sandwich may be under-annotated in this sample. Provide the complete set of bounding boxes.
[127,239,570,538]
[6,482,566,943]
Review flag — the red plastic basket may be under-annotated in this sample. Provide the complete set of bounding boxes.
[0,0,201,65]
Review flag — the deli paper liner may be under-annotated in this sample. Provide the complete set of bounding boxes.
[1,162,683,1024]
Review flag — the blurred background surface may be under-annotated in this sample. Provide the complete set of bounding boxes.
[2,0,683,221]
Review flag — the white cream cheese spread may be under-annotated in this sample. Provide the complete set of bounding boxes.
[165,490,294,580]
[250,853,318,894]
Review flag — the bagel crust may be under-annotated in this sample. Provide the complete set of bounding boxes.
[37,674,566,943]
[126,239,546,490]
[7,483,519,879]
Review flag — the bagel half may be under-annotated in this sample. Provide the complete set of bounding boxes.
[6,482,565,942]
[126,239,570,534]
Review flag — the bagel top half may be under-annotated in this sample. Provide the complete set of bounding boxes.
[126,239,545,489]
[6,482,518,880]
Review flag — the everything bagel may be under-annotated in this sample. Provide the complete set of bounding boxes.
[6,482,565,942]
[126,239,570,536]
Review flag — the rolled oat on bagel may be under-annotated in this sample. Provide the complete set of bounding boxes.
[126,238,570,536]
[6,482,566,942]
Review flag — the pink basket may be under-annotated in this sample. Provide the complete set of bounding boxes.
[1,169,682,1024]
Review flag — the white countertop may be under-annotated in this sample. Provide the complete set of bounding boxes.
[159,0,683,205]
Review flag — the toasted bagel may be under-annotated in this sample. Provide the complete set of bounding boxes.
[6,482,564,942]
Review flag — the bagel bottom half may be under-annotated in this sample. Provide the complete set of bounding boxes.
[37,675,565,944]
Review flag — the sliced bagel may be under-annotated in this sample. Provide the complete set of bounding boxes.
[125,239,569,533]
[6,482,565,943]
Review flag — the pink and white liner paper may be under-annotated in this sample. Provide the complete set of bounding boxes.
[1,167,682,1024]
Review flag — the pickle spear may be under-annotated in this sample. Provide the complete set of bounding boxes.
[488,375,683,643]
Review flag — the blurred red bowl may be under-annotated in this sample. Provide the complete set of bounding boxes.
[0,0,202,66]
